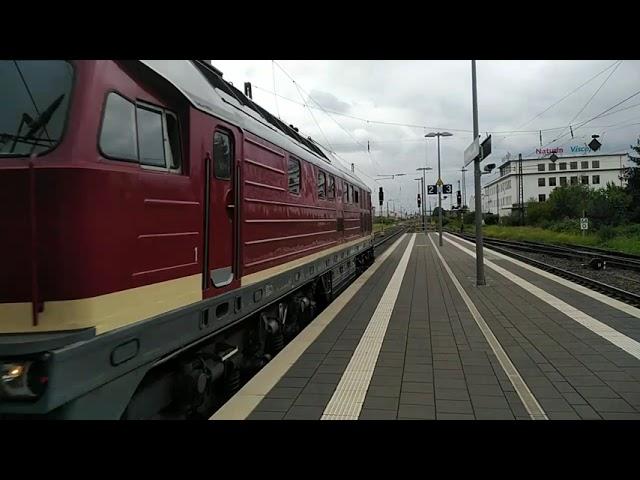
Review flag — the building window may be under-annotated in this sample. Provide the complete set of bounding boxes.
[592,160,600,169]
[213,130,233,179]
[539,194,546,202]
[549,163,556,171]
[538,163,545,172]
[592,175,600,185]
[559,162,567,170]
[317,170,326,199]
[581,161,589,169]
[327,175,335,199]
[581,176,589,185]
[549,177,556,187]
[288,157,301,194]
[570,161,578,170]
[538,178,546,187]
[560,177,567,186]
[570,176,578,185]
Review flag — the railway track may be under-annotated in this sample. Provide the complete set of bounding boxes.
[451,232,640,273]
[446,231,640,308]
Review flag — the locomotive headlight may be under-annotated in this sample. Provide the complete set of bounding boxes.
[0,357,49,401]
[1,363,26,382]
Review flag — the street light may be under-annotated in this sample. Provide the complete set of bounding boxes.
[425,131,453,246]
[376,173,407,180]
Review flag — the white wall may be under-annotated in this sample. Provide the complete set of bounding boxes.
[482,154,628,216]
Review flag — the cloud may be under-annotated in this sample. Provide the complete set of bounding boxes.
[211,59,640,214]
[306,89,351,113]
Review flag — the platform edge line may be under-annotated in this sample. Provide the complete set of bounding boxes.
[428,234,548,421]
[210,233,408,420]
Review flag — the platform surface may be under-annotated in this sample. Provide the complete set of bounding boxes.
[211,232,640,420]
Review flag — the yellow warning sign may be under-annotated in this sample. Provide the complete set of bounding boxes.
[436,178,444,186]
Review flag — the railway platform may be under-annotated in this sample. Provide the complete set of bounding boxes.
[211,231,640,420]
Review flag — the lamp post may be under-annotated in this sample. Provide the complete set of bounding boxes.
[425,131,453,246]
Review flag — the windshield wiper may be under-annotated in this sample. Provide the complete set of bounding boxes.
[9,94,65,154]
[0,132,57,154]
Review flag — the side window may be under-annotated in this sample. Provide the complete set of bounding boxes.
[328,175,335,199]
[349,185,354,203]
[344,182,350,203]
[165,112,182,171]
[317,171,326,199]
[99,92,182,172]
[288,157,301,194]
[137,106,165,168]
[354,187,359,205]
[100,93,138,161]
[213,130,233,180]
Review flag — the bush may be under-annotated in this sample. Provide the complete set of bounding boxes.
[500,214,521,227]
[598,225,616,242]
[463,211,476,224]
[526,200,553,225]
[548,219,580,233]
[484,213,498,225]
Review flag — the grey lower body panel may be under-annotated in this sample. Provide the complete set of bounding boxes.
[0,237,375,418]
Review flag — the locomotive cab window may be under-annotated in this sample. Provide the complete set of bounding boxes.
[100,93,182,172]
[137,106,165,168]
[100,93,138,161]
[213,130,233,179]
[1,60,74,157]
[288,157,301,194]
[317,170,326,199]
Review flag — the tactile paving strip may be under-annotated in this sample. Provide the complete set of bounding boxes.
[322,234,417,420]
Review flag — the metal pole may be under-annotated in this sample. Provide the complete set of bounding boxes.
[472,60,486,286]
[496,180,499,220]
[437,134,443,246]
[422,170,427,231]
[421,177,426,231]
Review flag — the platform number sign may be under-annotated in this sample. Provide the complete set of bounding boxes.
[427,185,437,195]
[581,218,589,230]
[443,184,453,195]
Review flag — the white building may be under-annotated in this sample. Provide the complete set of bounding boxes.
[479,152,630,216]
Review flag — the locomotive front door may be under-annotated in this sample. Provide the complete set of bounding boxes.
[203,126,239,294]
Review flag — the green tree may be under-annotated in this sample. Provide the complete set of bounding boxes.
[587,183,631,227]
[547,184,591,220]
[628,138,640,221]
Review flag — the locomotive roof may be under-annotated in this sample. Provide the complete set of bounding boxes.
[137,60,370,193]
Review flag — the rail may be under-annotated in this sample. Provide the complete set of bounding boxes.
[447,231,640,308]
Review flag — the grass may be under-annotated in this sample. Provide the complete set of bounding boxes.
[455,224,640,256]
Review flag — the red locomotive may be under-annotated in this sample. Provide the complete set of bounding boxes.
[0,60,374,419]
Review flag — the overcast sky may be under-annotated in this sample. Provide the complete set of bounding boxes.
[210,60,640,214]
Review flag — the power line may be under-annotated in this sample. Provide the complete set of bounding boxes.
[559,60,623,138]
[528,87,640,156]
[498,60,622,144]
